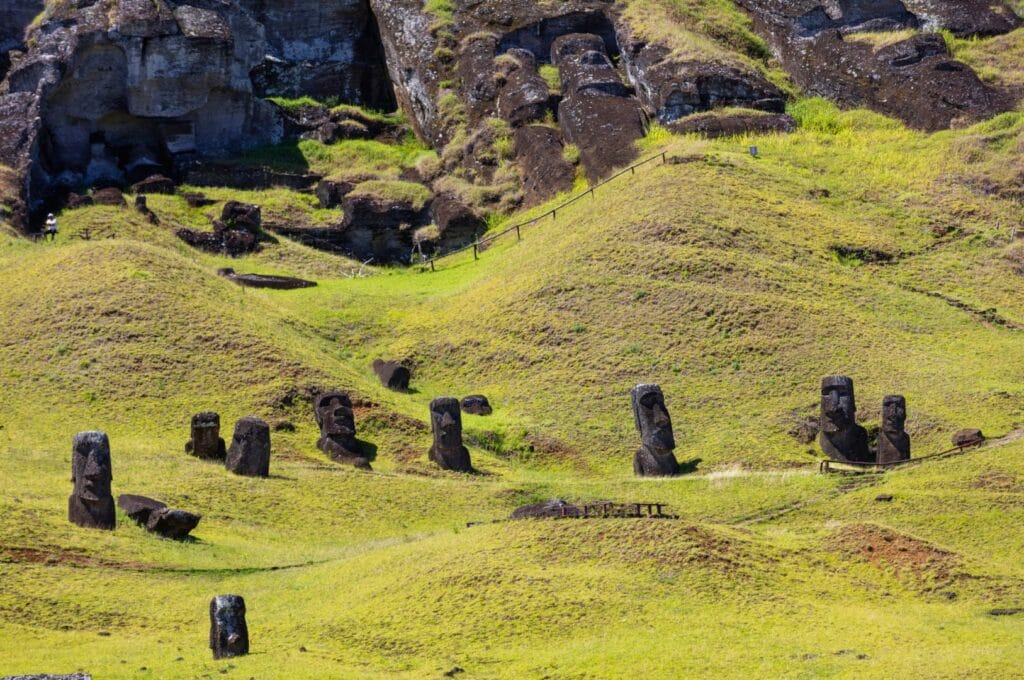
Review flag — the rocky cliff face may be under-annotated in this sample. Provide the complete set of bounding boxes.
[240,0,395,108]
[0,0,282,227]
[736,0,1020,130]
[0,0,43,80]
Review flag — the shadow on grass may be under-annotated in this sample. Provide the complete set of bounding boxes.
[678,457,703,475]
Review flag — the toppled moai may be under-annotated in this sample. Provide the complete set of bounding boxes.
[210,595,249,660]
[186,412,226,460]
[117,494,201,541]
[372,359,411,391]
[68,431,116,530]
[631,384,681,476]
[314,391,371,470]
[876,395,911,464]
[461,395,492,416]
[428,397,472,472]
[225,417,271,477]
[818,376,872,463]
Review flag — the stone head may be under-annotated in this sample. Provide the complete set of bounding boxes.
[314,392,355,437]
[71,431,112,503]
[882,395,906,434]
[820,376,856,433]
[631,384,675,450]
[210,594,249,659]
[430,397,462,451]
[192,411,220,439]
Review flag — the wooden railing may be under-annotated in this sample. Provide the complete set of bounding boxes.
[420,151,670,271]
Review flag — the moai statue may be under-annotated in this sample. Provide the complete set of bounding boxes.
[631,384,681,476]
[225,417,271,477]
[210,595,249,660]
[186,411,226,460]
[68,431,116,530]
[314,392,371,470]
[877,395,911,464]
[428,397,472,472]
[818,376,872,463]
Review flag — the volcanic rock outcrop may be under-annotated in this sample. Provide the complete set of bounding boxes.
[0,0,283,229]
[241,0,395,108]
[735,0,1020,130]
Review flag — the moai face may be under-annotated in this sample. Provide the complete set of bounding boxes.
[820,376,856,433]
[882,395,907,435]
[430,398,463,452]
[72,431,112,503]
[314,393,355,439]
[225,417,271,477]
[189,411,224,459]
[69,431,115,530]
[210,595,249,660]
[632,384,676,451]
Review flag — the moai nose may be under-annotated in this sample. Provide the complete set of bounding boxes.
[441,412,455,428]
[653,405,670,425]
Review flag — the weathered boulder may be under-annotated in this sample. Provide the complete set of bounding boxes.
[461,395,493,416]
[952,429,985,448]
[220,201,262,232]
[117,494,201,540]
[92,188,126,207]
[316,180,356,209]
[372,359,411,391]
[226,417,271,477]
[131,175,175,195]
[431,193,486,251]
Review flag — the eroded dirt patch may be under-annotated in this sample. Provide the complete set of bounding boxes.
[827,524,959,581]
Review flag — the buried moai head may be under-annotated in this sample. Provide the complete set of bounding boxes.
[69,431,116,530]
[877,395,911,464]
[225,417,271,477]
[210,595,249,660]
[631,384,680,476]
[428,397,472,472]
[186,411,226,460]
[314,392,370,469]
[818,376,871,463]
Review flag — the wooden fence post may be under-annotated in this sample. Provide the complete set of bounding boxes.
[473,243,478,260]
[516,225,521,241]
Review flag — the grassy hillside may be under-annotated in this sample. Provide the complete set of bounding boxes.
[3,87,1024,679]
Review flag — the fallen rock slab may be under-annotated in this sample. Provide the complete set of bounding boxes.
[217,268,316,290]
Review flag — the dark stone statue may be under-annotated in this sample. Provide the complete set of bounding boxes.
[225,417,271,477]
[68,431,116,530]
[428,397,472,472]
[631,384,681,476]
[876,395,911,464]
[186,411,226,460]
[210,595,249,660]
[118,494,201,540]
[314,392,371,470]
[372,359,411,391]
[461,394,492,416]
[818,376,871,463]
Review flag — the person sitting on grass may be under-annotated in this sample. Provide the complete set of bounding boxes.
[44,213,58,241]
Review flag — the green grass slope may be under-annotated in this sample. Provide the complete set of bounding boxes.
[2,100,1024,677]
